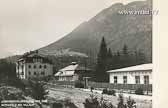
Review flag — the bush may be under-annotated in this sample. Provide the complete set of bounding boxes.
[0,86,25,100]
[84,95,115,108]
[52,98,78,108]
[64,98,78,108]
[90,87,94,92]
[52,102,63,108]
[29,80,49,100]
[102,88,116,96]
[117,94,127,108]
[108,90,116,96]
[135,88,144,95]
[127,96,136,108]
[117,94,136,108]
[102,88,108,94]
[83,95,100,108]
[75,82,84,88]
[84,94,136,108]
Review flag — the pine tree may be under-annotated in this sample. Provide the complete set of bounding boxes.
[123,44,128,55]
[108,48,113,58]
[115,51,121,69]
[107,48,113,70]
[94,37,109,82]
[121,44,130,67]
[135,50,147,65]
[30,81,48,100]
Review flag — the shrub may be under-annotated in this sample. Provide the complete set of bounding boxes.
[52,98,78,108]
[127,96,136,108]
[64,98,78,108]
[108,90,116,96]
[117,94,127,108]
[102,88,116,96]
[84,94,137,108]
[102,88,108,94]
[83,95,100,108]
[135,88,144,95]
[52,102,63,108]
[0,86,25,100]
[29,80,49,100]
[90,87,94,92]
[117,94,136,108]
[75,82,84,88]
[84,95,115,108]
[100,97,115,108]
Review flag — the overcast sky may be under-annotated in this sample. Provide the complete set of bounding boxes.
[0,0,144,58]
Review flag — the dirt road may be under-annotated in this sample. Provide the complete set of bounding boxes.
[47,86,152,108]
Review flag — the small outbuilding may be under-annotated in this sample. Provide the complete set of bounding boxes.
[107,64,152,85]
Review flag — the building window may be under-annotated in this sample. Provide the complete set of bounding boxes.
[39,65,42,69]
[123,76,127,84]
[34,65,36,69]
[34,72,36,75]
[114,76,117,84]
[21,72,24,75]
[29,71,31,75]
[144,75,149,84]
[135,76,140,84]
[28,65,31,68]
[41,71,45,75]
[44,65,47,69]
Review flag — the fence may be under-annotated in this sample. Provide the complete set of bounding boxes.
[50,80,152,92]
[87,81,152,92]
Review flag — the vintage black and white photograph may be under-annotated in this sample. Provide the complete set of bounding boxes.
[0,0,153,108]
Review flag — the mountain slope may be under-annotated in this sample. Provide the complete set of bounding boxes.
[39,0,152,62]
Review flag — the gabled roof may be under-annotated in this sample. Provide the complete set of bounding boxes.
[55,71,75,76]
[59,64,78,71]
[55,64,78,76]
[75,65,91,71]
[107,63,152,73]
[19,51,45,59]
[17,50,52,64]
[55,63,91,76]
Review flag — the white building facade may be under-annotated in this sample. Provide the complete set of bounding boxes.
[16,51,53,79]
[55,62,80,81]
[55,62,91,81]
[107,64,152,85]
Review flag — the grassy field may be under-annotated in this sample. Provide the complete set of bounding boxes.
[47,85,152,108]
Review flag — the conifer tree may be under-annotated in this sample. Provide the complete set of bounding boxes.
[121,44,130,67]
[108,48,113,58]
[107,48,113,70]
[94,37,109,82]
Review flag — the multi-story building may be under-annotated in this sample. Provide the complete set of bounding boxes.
[16,51,53,79]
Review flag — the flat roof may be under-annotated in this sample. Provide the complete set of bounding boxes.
[107,63,152,73]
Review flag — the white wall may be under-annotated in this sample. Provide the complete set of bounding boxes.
[16,61,26,79]
[109,70,152,84]
[17,61,53,79]
[58,74,79,81]
[25,63,53,79]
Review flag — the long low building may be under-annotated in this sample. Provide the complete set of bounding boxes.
[107,64,152,85]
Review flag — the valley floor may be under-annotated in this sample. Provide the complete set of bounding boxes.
[47,85,152,108]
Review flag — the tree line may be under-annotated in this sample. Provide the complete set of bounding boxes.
[94,37,148,82]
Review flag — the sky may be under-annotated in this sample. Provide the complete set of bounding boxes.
[0,0,144,58]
